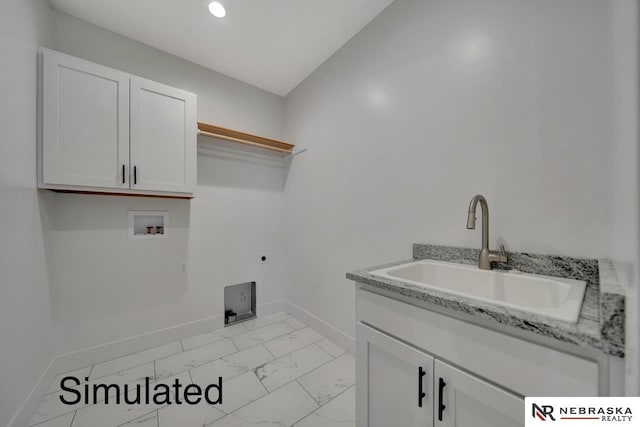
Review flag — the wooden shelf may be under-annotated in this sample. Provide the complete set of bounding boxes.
[198,122,294,154]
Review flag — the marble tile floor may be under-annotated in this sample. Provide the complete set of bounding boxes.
[30,312,355,427]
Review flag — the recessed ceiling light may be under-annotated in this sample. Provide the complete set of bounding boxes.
[208,1,226,18]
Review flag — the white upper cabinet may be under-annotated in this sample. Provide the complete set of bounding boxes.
[39,48,197,198]
[130,77,196,194]
[41,50,130,189]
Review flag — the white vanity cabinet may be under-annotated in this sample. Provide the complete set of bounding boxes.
[357,323,434,427]
[357,323,522,427]
[39,48,196,197]
[356,286,604,427]
[434,360,522,427]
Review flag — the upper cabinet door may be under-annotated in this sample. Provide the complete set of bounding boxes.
[356,323,434,427]
[130,77,197,194]
[41,49,130,188]
[435,359,523,427]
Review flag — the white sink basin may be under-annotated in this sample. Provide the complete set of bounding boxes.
[370,260,586,323]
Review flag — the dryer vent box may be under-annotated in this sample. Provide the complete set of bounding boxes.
[224,281,256,326]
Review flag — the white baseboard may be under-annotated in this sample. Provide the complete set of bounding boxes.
[8,299,288,427]
[50,299,287,375]
[281,301,355,355]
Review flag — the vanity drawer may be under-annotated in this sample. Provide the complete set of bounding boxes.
[356,286,599,397]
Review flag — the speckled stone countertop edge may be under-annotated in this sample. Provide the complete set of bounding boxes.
[346,246,625,357]
[598,259,626,350]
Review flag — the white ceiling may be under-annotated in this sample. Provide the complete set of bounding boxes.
[48,0,395,96]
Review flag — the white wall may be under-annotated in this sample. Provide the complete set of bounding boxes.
[3,2,634,414]
[610,0,640,395]
[0,0,54,424]
[283,0,615,340]
[48,11,288,353]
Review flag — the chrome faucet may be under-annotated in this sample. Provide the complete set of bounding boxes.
[466,195,508,270]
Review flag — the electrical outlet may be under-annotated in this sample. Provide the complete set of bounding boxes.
[258,253,268,264]
[180,263,187,272]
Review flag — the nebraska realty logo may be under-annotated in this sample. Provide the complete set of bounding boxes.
[525,397,639,426]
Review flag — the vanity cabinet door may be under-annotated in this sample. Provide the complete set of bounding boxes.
[434,360,523,427]
[357,323,434,427]
[41,49,130,189]
[130,77,196,195]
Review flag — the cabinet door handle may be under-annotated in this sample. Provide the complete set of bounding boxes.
[122,164,126,184]
[438,377,447,421]
[418,366,427,408]
[133,166,137,185]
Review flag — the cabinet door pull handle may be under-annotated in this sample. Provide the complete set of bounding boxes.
[438,377,447,421]
[418,366,427,408]
[133,166,137,185]
[122,164,126,184]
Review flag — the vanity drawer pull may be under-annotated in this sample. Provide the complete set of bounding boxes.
[438,377,447,421]
[418,366,427,408]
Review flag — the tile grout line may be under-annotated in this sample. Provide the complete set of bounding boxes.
[32,316,346,426]
[114,408,158,427]
[230,324,298,351]
[262,342,278,359]
[223,357,349,427]
[279,379,319,427]
[35,343,244,424]
[254,342,338,395]
[189,346,274,391]
[195,333,339,420]
[145,340,347,426]
[250,332,338,391]
[30,397,89,425]
[213,370,272,419]
[29,410,75,427]
[169,321,253,352]
[266,333,326,360]
[48,312,289,383]
[148,317,310,383]
[319,382,355,408]
[296,377,321,406]
[213,372,272,418]
[293,384,356,426]
[242,312,291,330]
[40,332,326,408]
[255,369,270,395]
[153,341,238,382]
[38,363,198,425]
[46,359,157,398]
[88,346,183,382]
[181,334,228,352]
[235,324,323,360]
[92,342,182,373]
[159,323,311,383]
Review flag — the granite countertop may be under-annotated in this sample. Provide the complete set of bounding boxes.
[347,244,625,357]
